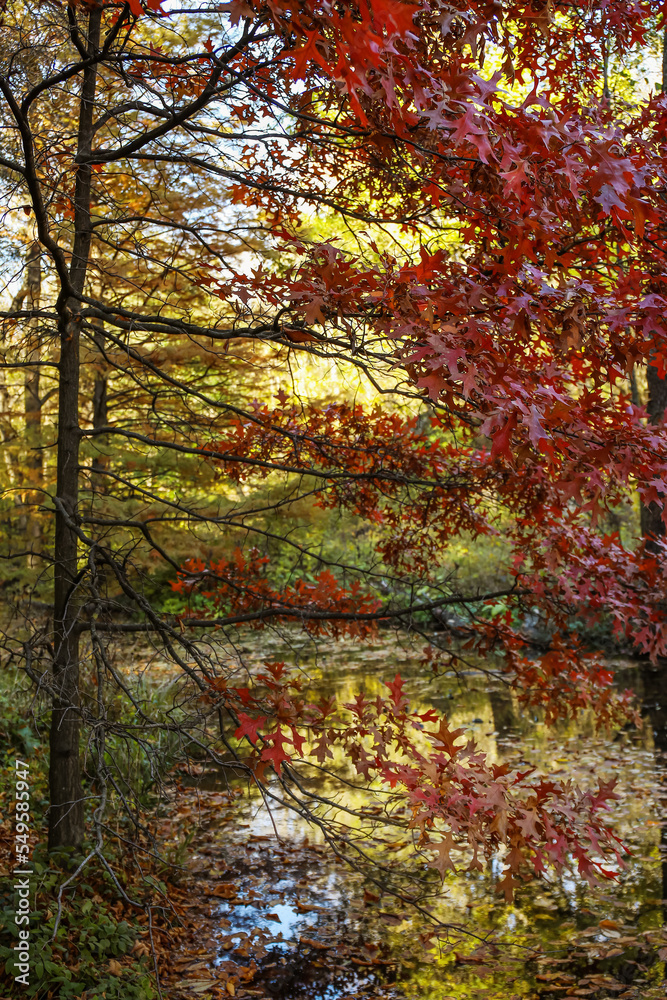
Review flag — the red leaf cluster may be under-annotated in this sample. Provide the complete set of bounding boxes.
[211,662,626,901]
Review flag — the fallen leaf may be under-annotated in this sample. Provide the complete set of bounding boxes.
[295,901,327,913]
[209,883,237,899]
[299,937,331,950]
[454,952,487,965]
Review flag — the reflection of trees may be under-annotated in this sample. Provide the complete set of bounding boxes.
[489,688,517,736]
[641,663,667,917]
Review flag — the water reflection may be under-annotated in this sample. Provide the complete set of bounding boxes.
[208,834,398,998]
[181,639,667,999]
[641,662,667,920]
[487,688,517,736]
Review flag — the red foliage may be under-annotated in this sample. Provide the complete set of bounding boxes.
[171,548,381,637]
[208,662,627,900]
[115,0,667,890]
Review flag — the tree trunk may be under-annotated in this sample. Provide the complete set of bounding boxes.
[91,306,109,480]
[641,361,667,550]
[641,28,667,553]
[24,241,42,565]
[48,6,102,852]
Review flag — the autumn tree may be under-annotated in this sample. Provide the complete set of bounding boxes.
[1,0,666,905]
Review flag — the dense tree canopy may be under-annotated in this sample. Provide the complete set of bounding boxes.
[1,0,667,968]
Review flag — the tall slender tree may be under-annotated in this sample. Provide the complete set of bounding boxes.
[47,4,102,850]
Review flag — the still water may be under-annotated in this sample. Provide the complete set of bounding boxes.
[174,635,667,1000]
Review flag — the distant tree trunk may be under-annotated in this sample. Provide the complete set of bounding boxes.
[91,305,108,480]
[638,30,667,916]
[0,369,18,487]
[641,29,667,553]
[7,241,41,546]
[91,362,108,465]
[48,6,102,851]
[642,363,667,549]
[89,310,109,604]
[24,242,42,565]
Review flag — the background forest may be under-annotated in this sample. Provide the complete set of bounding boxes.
[1,1,667,999]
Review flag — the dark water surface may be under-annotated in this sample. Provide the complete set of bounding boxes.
[177,637,667,1000]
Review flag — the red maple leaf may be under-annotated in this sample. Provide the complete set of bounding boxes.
[235,712,267,743]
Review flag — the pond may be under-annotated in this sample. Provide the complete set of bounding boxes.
[163,635,667,1000]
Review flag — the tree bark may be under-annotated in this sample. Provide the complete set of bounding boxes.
[641,361,667,549]
[48,6,102,852]
[91,304,109,480]
[641,28,667,553]
[24,241,42,565]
